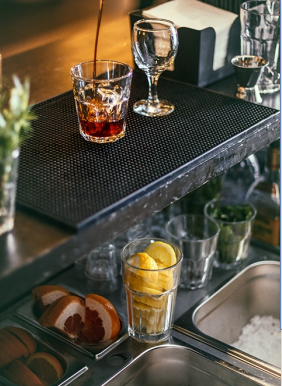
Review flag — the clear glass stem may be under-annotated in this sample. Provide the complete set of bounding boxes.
[147,74,160,106]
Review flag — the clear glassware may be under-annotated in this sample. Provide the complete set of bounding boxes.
[204,199,257,270]
[84,243,118,294]
[70,60,133,143]
[131,18,179,117]
[166,214,219,289]
[240,0,280,94]
[0,149,20,236]
[121,238,182,343]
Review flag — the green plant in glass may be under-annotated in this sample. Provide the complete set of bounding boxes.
[0,76,35,234]
[207,203,255,266]
[0,76,35,158]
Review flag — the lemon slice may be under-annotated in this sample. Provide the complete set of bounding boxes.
[155,262,173,291]
[144,241,176,267]
[125,272,163,292]
[133,293,168,308]
[130,282,163,295]
[127,252,158,270]
[127,252,158,283]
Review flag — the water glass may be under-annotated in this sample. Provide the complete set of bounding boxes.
[240,1,280,94]
[166,215,219,290]
[121,238,182,343]
[70,60,133,143]
[85,243,118,294]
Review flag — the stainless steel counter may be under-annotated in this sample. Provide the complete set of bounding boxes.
[0,244,280,386]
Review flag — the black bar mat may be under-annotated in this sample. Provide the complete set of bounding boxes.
[16,71,278,231]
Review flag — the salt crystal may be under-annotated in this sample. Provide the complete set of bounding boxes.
[231,315,281,368]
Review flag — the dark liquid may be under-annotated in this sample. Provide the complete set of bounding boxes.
[80,117,125,138]
[75,94,127,141]
[93,0,104,78]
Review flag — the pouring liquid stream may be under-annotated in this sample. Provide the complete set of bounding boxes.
[93,0,104,81]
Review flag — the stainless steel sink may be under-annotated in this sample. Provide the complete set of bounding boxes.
[102,342,268,386]
[194,261,280,345]
[174,261,280,380]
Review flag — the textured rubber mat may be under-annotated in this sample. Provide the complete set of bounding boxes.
[16,71,278,231]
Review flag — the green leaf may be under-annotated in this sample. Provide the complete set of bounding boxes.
[0,76,35,157]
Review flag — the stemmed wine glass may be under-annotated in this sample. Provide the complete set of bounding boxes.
[131,18,179,117]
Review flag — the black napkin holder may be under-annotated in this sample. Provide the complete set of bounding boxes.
[129,10,240,87]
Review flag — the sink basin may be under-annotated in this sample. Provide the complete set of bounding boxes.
[102,343,265,386]
[194,261,280,347]
[174,261,280,379]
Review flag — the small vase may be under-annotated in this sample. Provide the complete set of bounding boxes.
[0,149,19,236]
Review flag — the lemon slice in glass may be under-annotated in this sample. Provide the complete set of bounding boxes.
[144,241,176,267]
[127,252,158,284]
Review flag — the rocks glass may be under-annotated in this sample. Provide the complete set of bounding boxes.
[204,199,257,269]
[166,214,219,289]
[70,60,133,143]
[84,244,118,295]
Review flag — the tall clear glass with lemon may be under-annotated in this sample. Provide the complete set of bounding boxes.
[121,238,182,343]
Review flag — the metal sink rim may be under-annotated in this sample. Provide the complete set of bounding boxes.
[173,261,280,379]
[100,336,278,386]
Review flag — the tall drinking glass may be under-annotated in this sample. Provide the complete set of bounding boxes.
[131,18,179,117]
[121,238,182,343]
